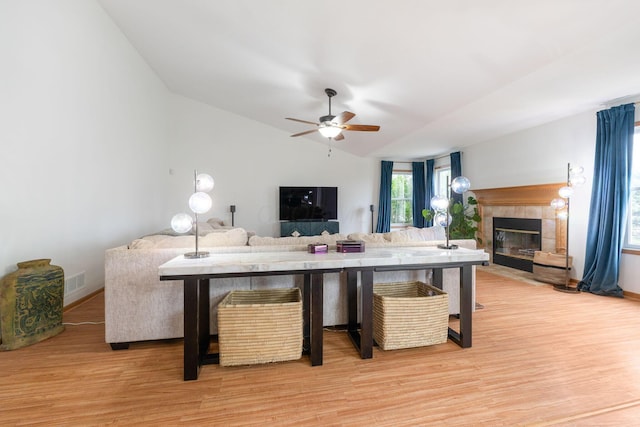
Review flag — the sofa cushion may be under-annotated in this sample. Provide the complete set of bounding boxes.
[200,228,248,246]
[143,221,218,237]
[207,217,235,229]
[248,233,347,246]
[346,232,388,243]
[385,226,446,243]
[129,228,248,249]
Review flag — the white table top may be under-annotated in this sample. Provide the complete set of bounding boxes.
[158,246,489,277]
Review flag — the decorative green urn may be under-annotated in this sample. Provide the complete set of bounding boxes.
[0,259,65,350]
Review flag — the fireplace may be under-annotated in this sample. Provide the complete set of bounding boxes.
[473,183,566,273]
[493,217,542,272]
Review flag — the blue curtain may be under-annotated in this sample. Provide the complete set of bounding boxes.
[578,103,635,297]
[450,151,463,204]
[425,159,435,227]
[412,162,426,228]
[376,160,393,233]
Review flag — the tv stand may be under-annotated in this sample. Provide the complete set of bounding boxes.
[280,221,339,237]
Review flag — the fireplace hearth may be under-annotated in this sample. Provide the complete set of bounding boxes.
[493,217,542,272]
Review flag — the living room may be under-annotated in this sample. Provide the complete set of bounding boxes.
[3,1,639,306]
[4,1,640,424]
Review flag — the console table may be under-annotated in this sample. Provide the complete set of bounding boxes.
[159,247,489,380]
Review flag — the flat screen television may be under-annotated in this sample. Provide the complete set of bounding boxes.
[279,186,338,221]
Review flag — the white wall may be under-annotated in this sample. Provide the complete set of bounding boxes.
[0,1,171,304]
[165,95,379,237]
[463,109,640,293]
[0,1,379,307]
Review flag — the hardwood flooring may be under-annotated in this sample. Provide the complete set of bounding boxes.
[2,269,640,426]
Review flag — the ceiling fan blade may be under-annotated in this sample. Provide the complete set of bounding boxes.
[286,117,320,126]
[332,111,355,125]
[342,124,380,132]
[333,133,345,141]
[290,129,319,137]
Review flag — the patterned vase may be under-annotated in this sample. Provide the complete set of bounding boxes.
[0,259,65,351]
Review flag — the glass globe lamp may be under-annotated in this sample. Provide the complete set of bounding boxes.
[569,165,584,176]
[430,195,450,211]
[558,186,574,199]
[451,176,471,194]
[434,212,452,227]
[195,173,215,192]
[550,163,585,293]
[569,174,586,187]
[188,192,213,214]
[550,198,566,210]
[171,213,193,233]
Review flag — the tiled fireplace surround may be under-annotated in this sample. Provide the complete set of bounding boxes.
[472,183,566,263]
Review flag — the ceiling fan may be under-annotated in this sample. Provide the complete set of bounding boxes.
[286,88,380,141]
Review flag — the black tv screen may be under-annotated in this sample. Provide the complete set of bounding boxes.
[279,186,338,221]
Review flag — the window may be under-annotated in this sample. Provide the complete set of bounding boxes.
[391,168,412,225]
[625,126,640,248]
[389,162,451,226]
[434,166,451,198]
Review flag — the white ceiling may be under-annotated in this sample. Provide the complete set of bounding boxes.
[98,0,640,159]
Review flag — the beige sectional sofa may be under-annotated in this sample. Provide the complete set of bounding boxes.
[104,224,477,349]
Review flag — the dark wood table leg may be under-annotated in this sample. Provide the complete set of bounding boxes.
[359,269,373,359]
[432,268,444,290]
[303,274,311,356]
[346,270,361,351]
[183,278,200,381]
[346,269,373,359]
[458,265,473,348]
[346,270,358,333]
[445,265,473,348]
[310,272,323,366]
[198,278,210,360]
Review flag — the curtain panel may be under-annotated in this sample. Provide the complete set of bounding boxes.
[450,151,463,204]
[578,103,635,297]
[412,162,426,228]
[425,159,435,227]
[376,160,394,233]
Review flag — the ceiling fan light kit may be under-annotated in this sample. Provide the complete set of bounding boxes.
[318,122,342,138]
[286,88,380,141]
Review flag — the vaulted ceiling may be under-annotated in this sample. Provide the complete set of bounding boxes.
[98,0,640,159]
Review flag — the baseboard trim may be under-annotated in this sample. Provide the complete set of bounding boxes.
[567,279,639,300]
[623,289,640,301]
[64,287,104,312]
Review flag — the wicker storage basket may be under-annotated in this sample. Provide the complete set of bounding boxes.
[532,251,572,285]
[217,288,302,366]
[373,281,449,351]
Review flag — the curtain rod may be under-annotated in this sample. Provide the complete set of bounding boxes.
[393,151,460,163]
[599,100,640,110]
[600,94,640,108]
[429,152,460,161]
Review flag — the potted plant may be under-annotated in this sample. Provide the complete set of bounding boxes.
[422,196,482,243]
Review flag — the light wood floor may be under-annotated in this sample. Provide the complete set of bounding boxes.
[2,269,640,426]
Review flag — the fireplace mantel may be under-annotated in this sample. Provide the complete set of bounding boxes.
[473,183,564,206]
[472,183,566,257]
